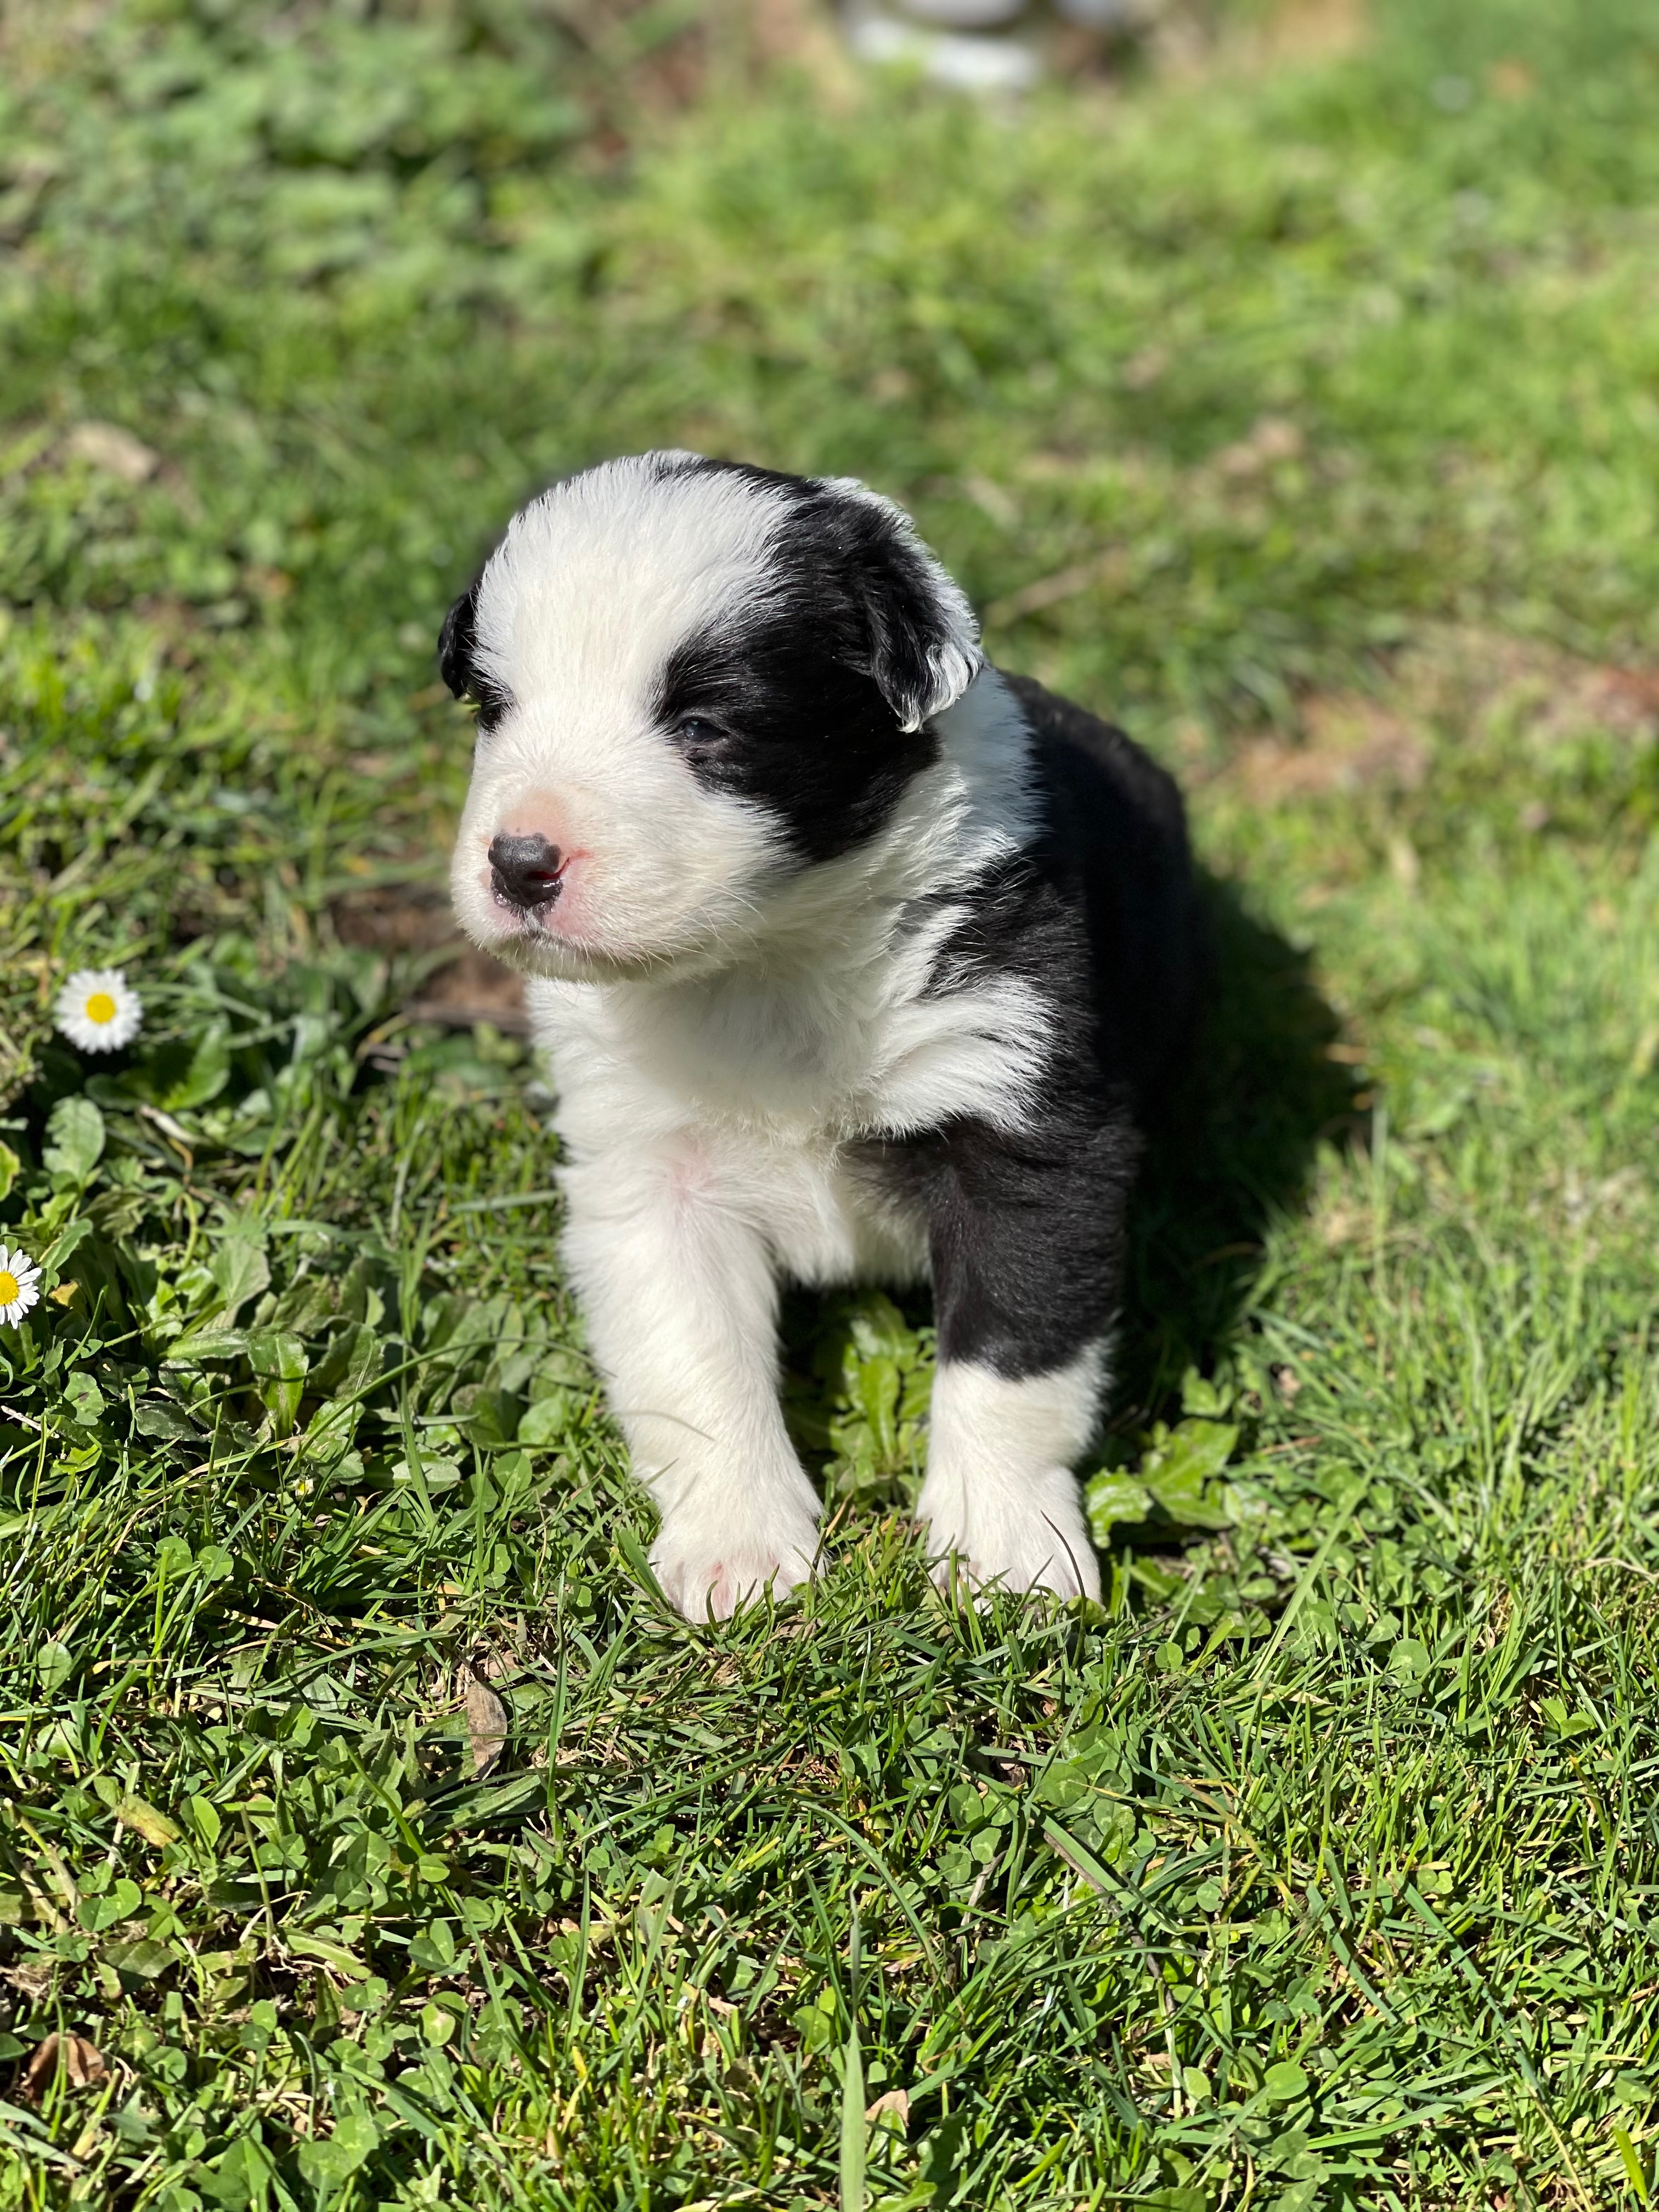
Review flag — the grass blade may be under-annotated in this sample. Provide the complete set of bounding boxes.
[839,2020,866,2212]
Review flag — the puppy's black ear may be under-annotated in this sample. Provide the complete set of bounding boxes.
[438,577,483,699]
[824,481,983,733]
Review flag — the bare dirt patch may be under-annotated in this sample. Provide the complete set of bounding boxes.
[1212,627,1659,809]
[1228,693,1429,806]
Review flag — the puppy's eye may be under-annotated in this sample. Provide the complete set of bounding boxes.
[473,680,511,737]
[675,715,724,749]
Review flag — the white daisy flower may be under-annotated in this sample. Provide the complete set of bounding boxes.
[0,1244,41,1328]
[54,968,144,1053]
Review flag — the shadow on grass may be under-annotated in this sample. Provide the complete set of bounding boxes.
[1115,871,1363,1418]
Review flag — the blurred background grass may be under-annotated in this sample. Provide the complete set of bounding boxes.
[6,0,1659,726]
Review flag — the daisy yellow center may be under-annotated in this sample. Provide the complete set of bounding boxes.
[0,1271,17,1305]
[85,992,117,1025]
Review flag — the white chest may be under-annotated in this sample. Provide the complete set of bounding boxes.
[525,937,1045,1288]
[531,933,1044,1145]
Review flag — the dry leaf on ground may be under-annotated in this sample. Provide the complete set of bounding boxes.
[466,1677,509,1775]
[63,421,160,483]
[22,2033,107,2103]
[117,1794,180,1847]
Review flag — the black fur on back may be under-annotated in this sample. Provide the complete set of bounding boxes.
[862,670,1204,1380]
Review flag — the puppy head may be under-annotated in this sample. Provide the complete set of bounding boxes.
[444,454,981,981]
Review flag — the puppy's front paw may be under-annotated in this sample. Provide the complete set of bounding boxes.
[650,1503,820,1623]
[919,1479,1101,1605]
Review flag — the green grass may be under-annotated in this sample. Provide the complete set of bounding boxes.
[5,0,1659,2204]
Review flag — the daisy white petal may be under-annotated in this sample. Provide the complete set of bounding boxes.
[0,1244,41,1329]
[54,967,144,1053]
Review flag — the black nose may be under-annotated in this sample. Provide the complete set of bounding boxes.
[489,831,565,911]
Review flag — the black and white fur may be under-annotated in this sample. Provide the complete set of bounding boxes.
[443,453,1200,1620]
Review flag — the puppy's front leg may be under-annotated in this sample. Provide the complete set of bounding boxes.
[921,1347,1105,1601]
[912,1116,1133,1603]
[559,1142,821,1621]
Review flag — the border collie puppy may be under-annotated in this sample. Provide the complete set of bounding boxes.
[444,454,1200,1621]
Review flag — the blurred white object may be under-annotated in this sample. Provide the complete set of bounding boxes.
[843,2,1042,88]
[1051,0,1138,26]
[894,0,1028,27]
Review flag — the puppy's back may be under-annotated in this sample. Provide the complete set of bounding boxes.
[1001,670,1204,1107]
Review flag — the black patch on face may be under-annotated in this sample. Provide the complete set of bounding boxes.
[648,459,980,863]
[655,614,940,866]
[859,672,1205,1381]
[438,574,513,734]
[662,455,977,732]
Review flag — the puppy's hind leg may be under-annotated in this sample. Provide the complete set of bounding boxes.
[560,1138,822,1622]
